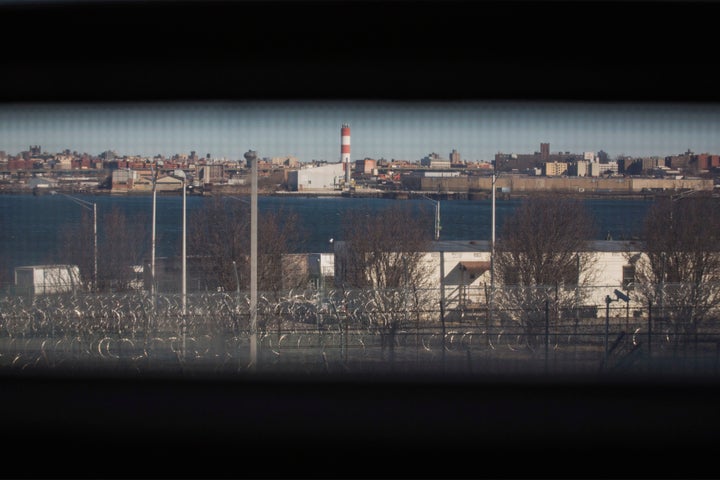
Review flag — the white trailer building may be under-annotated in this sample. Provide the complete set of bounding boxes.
[14,264,82,295]
[328,239,644,318]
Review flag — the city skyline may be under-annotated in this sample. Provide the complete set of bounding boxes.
[1,100,720,164]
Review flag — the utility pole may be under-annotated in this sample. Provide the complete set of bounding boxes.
[181,175,187,362]
[151,160,162,299]
[182,176,187,316]
[436,198,444,370]
[604,295,612,368]
[420,193,441,241]
[490,168,496,323]
[245,150,258,371]
[435,197,441,241]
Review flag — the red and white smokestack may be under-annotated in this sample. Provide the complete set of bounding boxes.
[341,123,351,184]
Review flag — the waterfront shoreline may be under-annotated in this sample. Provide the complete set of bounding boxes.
[0,194,655,275]
[0,186,667,201]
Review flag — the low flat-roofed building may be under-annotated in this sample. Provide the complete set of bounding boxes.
[14,264,82,295]
[330,239,645,318]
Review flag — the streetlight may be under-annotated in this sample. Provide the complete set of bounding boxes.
[177,173,186,316]
[489,167,497,323]
[150,160,163,298]
[181,172,187,362]
[604,288,630,369]
[52,191,97,292]
[419,193,441,241]
[419,193,444,356]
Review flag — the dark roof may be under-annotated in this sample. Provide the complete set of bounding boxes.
[333,240,644,254]
[427,240,643,253]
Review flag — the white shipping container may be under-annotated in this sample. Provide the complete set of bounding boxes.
[14,264,82,295]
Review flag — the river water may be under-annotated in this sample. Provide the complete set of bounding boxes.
[0,193,653,276]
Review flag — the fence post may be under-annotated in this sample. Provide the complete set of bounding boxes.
[440,251,446,372]
[545,299,549,373]
[604,295,611,370]
[648,300,652,361]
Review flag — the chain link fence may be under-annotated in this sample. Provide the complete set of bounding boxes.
[1,285,720,376]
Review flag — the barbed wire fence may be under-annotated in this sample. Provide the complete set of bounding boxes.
[1,284,720,376]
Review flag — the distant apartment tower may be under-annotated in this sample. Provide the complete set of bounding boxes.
[696,153,720,170]
[355,158,377,174]
[198,164,224,186]
[543,161,568,176]
[449,149,461,164]
[583,151,597,162]
[540,143,550,161]
[589,162,603,177]
[421,152,451,169]
[270,156,299,168]
[603,161,619,175]
[569,160,589,177]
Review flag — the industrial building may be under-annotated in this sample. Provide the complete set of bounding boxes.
[286,163,345,192]
[286,123,355,192]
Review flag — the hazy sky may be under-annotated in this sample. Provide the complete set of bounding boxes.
[1,100,719,163]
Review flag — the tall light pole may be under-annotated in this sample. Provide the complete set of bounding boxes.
[490,168,496,322]
[491,170,496,254]
[181,173,187,362]
[150,160,163,298]
[53,191,97,292]
[182,175,187,315]
[417,193,445,341]
[92,201,97,293]
[245,149,258,371]
[420,193,441,241]
[604,295,613,369]
[434,197,441,241]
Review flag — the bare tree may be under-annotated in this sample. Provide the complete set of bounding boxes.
[0,256,12,294]
[187,196,248,293]
[631,194,720,345]
[56,206,148,293]
[334,202,435,363]
[187,196,307,297]
[97,207,149,292]
[493,195,598,343]
[56,208,95,291]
